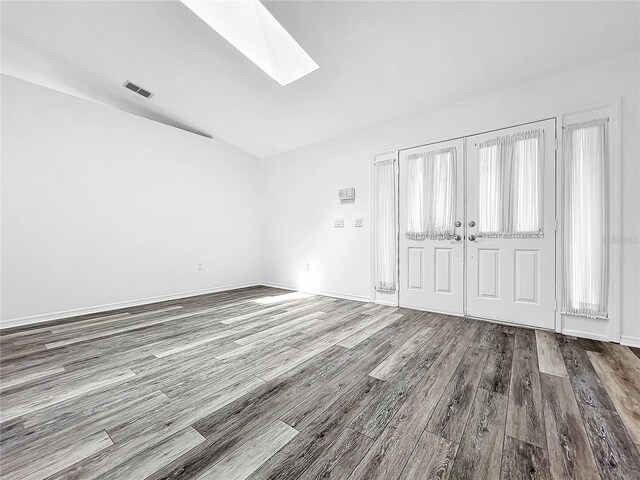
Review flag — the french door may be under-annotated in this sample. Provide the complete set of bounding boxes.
[399,138,464,315]
[466,119,556,328]
[398,119,556,329]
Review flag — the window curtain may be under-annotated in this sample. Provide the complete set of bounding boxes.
[405,147,457,240]
[477,130,544,237]
[562,119,608,319]
[374,159,396,293]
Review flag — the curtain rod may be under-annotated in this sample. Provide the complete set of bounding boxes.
[473,128,543,148]
[470,118,609,146]
[374,158,395,165]
[562,117,609,129]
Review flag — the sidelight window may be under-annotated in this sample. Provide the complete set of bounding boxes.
[374,158,397,293]
[562,118,608,318]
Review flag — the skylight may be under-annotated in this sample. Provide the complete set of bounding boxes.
[181,0,319,86]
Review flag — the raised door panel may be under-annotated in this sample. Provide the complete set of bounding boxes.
[477,249,500,299]
[514,250,539,304]
[408,247,424,290]
[434,248,453,294]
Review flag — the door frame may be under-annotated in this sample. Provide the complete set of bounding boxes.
[371,102,621,342]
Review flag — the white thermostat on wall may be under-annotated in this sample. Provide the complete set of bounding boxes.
[339,188,355,201]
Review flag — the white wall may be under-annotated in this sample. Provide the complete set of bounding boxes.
[1,75,261,326]
[3,54,638,341]
[260,53,640,345]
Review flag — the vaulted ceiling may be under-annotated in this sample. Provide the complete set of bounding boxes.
[2,1,638,158]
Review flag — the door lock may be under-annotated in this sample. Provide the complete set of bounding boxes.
[455,221,462,228]
[454,234,462,241]
[468,221,475,227]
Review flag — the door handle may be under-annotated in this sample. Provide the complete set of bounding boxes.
[454,235,462,241]
[469,235,477,241]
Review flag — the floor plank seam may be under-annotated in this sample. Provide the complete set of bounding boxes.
[252,373,268,383]
[104,428,116,445]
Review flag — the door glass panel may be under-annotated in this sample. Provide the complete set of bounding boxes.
[405,147,457,240]
[513,137,542,233]
[477,130,543,237]
[478,144,502,234]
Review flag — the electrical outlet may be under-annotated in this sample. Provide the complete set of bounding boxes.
[355,218,364,227]
[196,263,203,271]
[306,262,311,271]
[334,219,344,228]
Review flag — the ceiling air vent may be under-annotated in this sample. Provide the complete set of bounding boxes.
[123,81,154,99]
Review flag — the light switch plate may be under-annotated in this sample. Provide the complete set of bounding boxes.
[355,218,363,227]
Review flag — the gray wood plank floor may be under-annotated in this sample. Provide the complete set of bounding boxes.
[1,286,639,479]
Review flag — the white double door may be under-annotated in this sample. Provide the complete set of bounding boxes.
[399,119,556,329]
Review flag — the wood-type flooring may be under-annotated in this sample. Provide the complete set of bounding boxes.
[1,286,639,479]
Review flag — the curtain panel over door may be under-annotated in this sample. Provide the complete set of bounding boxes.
[374,159,396,293]
[562,118,609,319]
[477,130,544,238]
[405,147,457,240]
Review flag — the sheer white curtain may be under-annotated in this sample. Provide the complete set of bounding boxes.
[562,119,608,318]
[513,135,543,233]
[477,130,543,237]
[374,159,396,293]
[405,148,456,240]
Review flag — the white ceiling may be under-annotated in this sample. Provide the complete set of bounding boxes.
[2,1,638,158]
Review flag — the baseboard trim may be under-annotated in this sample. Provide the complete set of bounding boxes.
[0,282,261,330]
[561,328,611,343]
[259,282,371,304]
[621,335,640,348]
